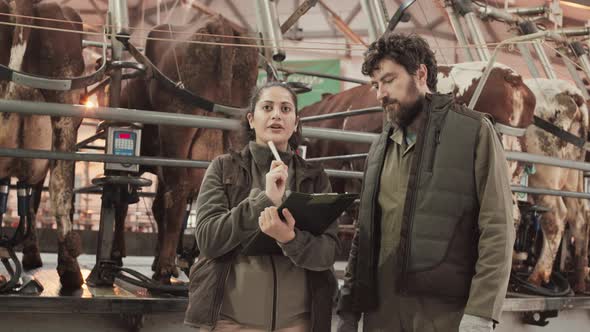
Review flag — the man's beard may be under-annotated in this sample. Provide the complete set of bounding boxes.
[382,82,424,128]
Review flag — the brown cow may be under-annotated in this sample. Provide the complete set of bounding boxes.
[524,78,590,292]
[120,15,258,283]
[0,0,85,288]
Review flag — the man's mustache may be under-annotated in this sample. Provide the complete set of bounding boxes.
[382,98,399,109]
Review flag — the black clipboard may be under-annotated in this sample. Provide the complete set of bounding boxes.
[241,192,359,256]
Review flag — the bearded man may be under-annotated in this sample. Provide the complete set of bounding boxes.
[336,33,515,332]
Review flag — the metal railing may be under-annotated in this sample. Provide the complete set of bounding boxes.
[3,100,590,195]
[0,99,378,144]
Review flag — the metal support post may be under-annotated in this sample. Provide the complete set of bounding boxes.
[107,0,130,108]
[360,0,377,42]
[570,41,590,83]
[87,0,134,288]
[370,0,388,35]
[519,21,557,79]
[255,0,286,62]
[450,0,490,61]
[444,3,474,61]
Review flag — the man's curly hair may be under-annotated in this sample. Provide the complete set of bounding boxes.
[362,33,438,91]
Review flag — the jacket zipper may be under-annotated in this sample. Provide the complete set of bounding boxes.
[400,110,432,288]
[270,256,278,331]
[211,259,233,328]
[426,128,441,172]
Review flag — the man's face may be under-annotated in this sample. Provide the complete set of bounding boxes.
[370,58,426,128]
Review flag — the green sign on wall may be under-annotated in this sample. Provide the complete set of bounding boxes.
[257,59,341,108]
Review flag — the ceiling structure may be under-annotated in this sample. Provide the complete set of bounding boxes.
[47,0,590,84]
[54,0,590,39]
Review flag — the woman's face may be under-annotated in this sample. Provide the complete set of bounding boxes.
[247,86,298,151]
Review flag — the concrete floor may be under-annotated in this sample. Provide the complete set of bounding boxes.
[1,254,589,331]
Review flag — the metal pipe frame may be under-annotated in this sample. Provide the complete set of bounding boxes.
[74,184,156,197]
[76,130,106,150]
[562,49,590,100]
[306,153,368,162]
[505,6,547,17]
[512,185,590,200]
[506,151,590,172]
[255,0,286,62]
[463,12,491,61]
[107,0,129,109]
[83,39,144,52]
[578,54,590,82]
[0,99,379,144]
[473,5,590,92]
[468,31,548,109]
[516,43,542,78]
[277,68,369,85]
[0,147,209,169]
[370,0,388,36]
[9,100,590,172]
[326,169,363,179]
[532,40,558,79]
[445,4,475,61]
[0,147,364,179]
[552,27,590,38]
[5,146,590,197]
[300,107,382,123]
[360,0,377,42]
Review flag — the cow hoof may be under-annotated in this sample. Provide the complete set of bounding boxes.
[57,234,84,290]
[59,269,84,290]
[152,272,172,285]
[152,261,179,284]
[22,245,43,270]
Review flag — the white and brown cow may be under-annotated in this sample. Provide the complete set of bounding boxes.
[523,78,590,292]
[0,0,85,289]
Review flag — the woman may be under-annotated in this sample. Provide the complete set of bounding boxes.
[185,82,338,332]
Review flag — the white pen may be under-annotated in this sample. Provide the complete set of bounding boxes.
[267,141,282,163]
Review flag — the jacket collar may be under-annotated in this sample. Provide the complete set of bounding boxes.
[248,141,294,170]
[234,143,323,190]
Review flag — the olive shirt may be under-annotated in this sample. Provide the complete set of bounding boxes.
[364,118,513,331]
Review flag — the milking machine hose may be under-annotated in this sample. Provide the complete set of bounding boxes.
[114,266,188,296]
[0,245,22,293]
[510,271,571,297]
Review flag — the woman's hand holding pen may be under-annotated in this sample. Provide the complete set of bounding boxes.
[259,207,296,244]
[265,160,288,206]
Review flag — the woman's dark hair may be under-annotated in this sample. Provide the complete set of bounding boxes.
[240,81,303,150]
[362,33,438,91]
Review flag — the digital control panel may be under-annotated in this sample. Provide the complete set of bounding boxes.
[106,127,141,172]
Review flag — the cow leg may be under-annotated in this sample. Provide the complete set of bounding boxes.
[50,117,83,289]
[21,179,44,270]
[529,195,567,286]
[566,198,588,293]
[152,126,219,283]
[151,182,166,272]
[34,1,85,289]
[564,173,589,293]
[152,181,190,283]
